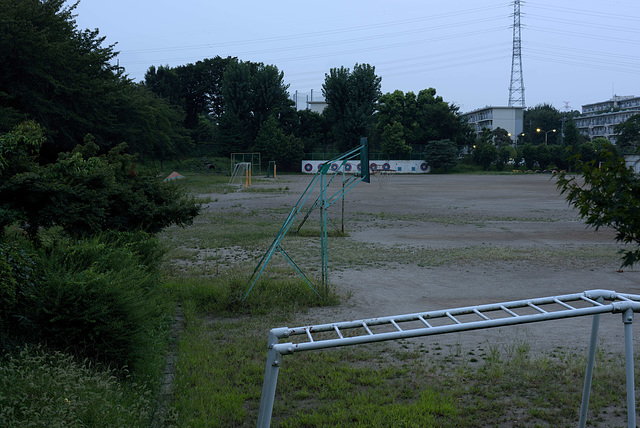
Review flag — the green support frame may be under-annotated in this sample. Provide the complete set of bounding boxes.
[244,138,369,300]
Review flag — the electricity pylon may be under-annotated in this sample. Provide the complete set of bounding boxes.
[508,0,525,107]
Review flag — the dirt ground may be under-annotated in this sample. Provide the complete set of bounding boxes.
[216,173,640,357]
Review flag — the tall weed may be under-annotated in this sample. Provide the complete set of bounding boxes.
[0,345,154,427]
[166,273,339,316]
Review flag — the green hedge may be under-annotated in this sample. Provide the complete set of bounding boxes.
[1,230,169,372]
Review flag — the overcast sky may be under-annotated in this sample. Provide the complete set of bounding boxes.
[71,0,640,113]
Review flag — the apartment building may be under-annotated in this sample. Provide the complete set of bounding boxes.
[461,106,525,143]
[575,95,640,144]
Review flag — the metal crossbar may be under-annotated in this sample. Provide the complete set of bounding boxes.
[257,290,640,427]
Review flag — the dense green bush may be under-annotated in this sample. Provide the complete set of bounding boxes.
[1,231,170,371]
[1,124,201,239]
[0,239,43,347]
[37,232,168,370]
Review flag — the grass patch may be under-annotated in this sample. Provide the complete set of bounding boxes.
[291,227,349,238]
[162,209,282,254]
[0,346,156,427]
[167,311,631,427]
[244,186,290,193]
[165,274,339,316]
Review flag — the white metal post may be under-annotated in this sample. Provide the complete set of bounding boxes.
[623,309,636,428]
[578,310,601,428]
[257,328,288,428]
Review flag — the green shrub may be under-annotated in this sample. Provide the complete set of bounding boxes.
[1,125,201,239]
[33,232,168,371]
[0,239,44,347]
[1,230,169,372]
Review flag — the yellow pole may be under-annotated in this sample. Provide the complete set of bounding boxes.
[245,167,248,188]
[274,164,276,178]
[249,165,252,186]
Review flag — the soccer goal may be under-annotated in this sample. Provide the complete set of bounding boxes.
[229,162,251,187]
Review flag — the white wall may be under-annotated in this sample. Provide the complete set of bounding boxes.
[301,160,430,174]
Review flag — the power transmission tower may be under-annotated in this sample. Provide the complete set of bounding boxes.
[508,0,525,107]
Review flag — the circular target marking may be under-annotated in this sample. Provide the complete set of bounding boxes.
[304,163,313,172]
[420,162,429,171]
[344,163,352,171]
[370,163,377,171]
[382,163,391,171]
[330,163,339,171]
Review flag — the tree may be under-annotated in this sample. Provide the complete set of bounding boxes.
[423,139,458,172]
[415,89,469,145]
[144,65,182,107]
[548,144,570,171]
[496,146,515,171]
[108,83,192,168]
[0,0,117,156]
[178,57,234,128]
[220,60,295,151]
[0,123,200,239]
[322,63,382,152]
[522,143,537,170]
[512,147,524,168]
[145,57,236,130]
[493,127,513,147]
[375,88,470,151]
[293,109,329,153]
[375,90,417,148]
[0,0,187,163]
[614,113,640,153]
[562,117,583,148]
[251,115,303,171]
[474,143,497,171]
[535,144,552,170]
[523,104,562,145]
[556,147,640,267]
[380,122,412,158]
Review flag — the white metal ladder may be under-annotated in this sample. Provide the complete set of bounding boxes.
[257,290,640,427]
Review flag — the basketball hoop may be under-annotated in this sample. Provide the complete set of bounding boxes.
[372,169,395,189]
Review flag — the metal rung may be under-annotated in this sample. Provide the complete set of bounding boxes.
[446,312,462,324]
[581,295,604,306]
[554,298,576,310]
[418,315,432,328]
[528,302,547,313]
[390,320,402,331]
[362,321,373,335]
[500,305,520,317]
[474,309,490,320]
[334,325,343,339]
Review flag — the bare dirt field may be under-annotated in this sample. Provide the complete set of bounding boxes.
[215,173,640,357]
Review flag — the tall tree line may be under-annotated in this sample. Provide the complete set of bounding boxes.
[0,0,476,170]
[0,0,190,164]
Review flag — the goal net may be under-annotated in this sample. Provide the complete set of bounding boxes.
[229,162,251,187]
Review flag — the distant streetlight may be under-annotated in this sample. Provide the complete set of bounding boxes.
[536,128,556,145]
